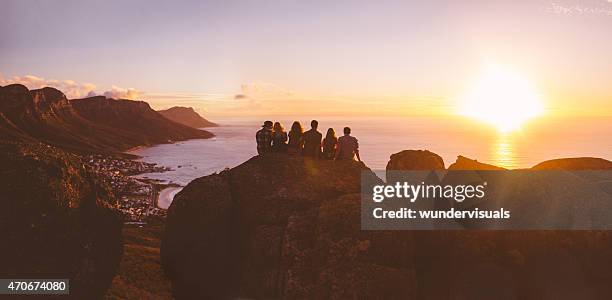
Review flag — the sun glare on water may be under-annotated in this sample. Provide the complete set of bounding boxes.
[459,65,544,132]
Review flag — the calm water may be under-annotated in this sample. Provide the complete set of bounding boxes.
[128,116,611,208]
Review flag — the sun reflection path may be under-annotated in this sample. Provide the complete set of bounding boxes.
[491,133,518,169]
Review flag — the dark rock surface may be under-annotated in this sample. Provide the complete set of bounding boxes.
[532,157,612,170]
[0,141,123,299]
[162,154,416,299]
[386,150,445,171]
[163,150,612,299]
[448,155,507,170]
[385,149,445,189]
[157,106,218,128]
[425,154,612,299]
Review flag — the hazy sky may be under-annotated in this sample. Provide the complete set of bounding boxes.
[1,0,611,117]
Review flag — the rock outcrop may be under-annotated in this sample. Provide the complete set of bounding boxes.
[448,155,507,170]
[162,154,416,299]
[163,151,612,299]
[157,106,218,128]
[386,149,445,171]
[0,141,123,298]
[532,157,612,170]
[424,154,612,299]
[531,157,612,201]
[0,85,213,154]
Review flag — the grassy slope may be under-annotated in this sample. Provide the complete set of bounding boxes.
[105,224,172,300]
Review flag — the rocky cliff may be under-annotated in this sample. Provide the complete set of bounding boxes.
[532,157,612,170]
[162,154,418,299]
[448,155,507,170]
[0,140,123,298]
[404,151,612,299]
[386,149,445,170]
[72,97,214,149]
[157,106,218,128]
[163,151,612,299]
[0,84,213,154]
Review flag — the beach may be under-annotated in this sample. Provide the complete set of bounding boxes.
[157,187,182,209]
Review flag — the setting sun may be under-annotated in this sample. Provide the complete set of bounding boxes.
[459,65,545,132]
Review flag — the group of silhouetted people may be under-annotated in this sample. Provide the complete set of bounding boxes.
[256,120,361,161]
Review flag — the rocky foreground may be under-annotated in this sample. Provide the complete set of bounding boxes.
[0,141,123,298]
[0,84,219,298]
[162,151,612,299]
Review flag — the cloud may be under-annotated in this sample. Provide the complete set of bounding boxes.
[0,73,142,100]
[227,81,297,111]
[239,82,295,99]
[102,85,141,100]
[0,74,96,98]
[549,1,612,17]
[230,94,261,111]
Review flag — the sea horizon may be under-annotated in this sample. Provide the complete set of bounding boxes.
[132,114,612,171]
[128,115,611,208]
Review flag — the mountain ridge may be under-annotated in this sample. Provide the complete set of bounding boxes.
[157,106,218,128]
[0,84,213,154]
[0,140,123,299]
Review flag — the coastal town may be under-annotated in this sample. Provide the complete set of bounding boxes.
[85,154,172,223]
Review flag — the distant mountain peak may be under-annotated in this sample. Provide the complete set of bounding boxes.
[31,87,70,108]
[170,106,195,111]
[157,106,218,128]
[3,83,30,93]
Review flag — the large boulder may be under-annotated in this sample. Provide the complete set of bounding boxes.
[386,150,445,171]
[385,150,446,191]
[531,157,612,199]
[448,155,506,170]
[162,150,612,299]
[0,141,123,298]
[417,153,612,299]
[162,154,416,299]
[532,157,612,170]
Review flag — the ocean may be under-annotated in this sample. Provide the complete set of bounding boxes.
[128,116,612,208]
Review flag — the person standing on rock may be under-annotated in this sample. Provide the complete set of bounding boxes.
[287,121,304,154]
[302,120,322,158]
[335,126,361,161]
[322,128,338,160]
[256,120,273,155]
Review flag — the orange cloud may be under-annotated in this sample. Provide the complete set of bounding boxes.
[228,81,297,112]
[239,81,295,100]
[102,85,141,100]
[0,74,96,98]
[0,73,141,100]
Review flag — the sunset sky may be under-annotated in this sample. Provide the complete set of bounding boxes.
[1,0,612,117]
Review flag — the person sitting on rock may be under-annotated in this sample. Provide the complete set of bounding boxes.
[322,128,338,160]
[256,120,273,155]
[302,120,322,158]
[335,126,361,161]
[287,121,304,155]
[271,122,288,153]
